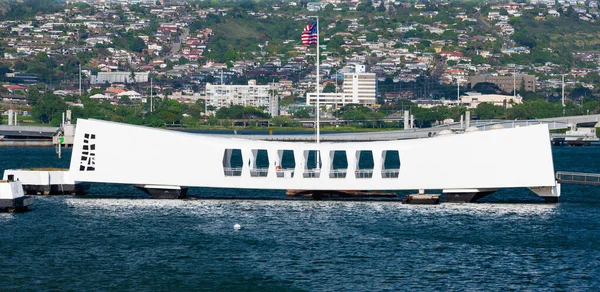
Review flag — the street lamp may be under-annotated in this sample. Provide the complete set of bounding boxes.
[150,71,153,113]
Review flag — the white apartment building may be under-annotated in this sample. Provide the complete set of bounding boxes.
[307,65,377,107]
[205,80,278,116]
[91,72,149,85]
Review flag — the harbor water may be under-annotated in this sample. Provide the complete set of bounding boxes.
[1,147,600,290]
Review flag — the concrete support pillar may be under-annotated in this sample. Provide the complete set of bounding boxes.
[372,150,382,179]
[347,150,358,179]
[66,110,72,124]
[241,148,253,178]
[410,114,414,129]
[319,150,330,179]
[293,150,304,180]
[7,109,13,126]
[403,110,409,130]
[465,111,471,128]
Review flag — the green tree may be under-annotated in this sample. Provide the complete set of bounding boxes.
[155,99,184,125]
[366,32,378,42]
[357,0,374,12]
[322,83,336,93]
[474,103,505,120]
[293,109,311,118]
[130,37,146,53]
[271,116,300,127]
[377,1,386,12]
[471,55,488,65]
[188,99,206,118]
[27,87,40,106]
[31,93,67,124]
[0,63,10,81]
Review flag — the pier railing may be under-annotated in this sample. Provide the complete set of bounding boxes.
[303,169,321,178]
[225,168,399,179]
[250,168,269,177]
[355,169,374,179]
[223,167,243,176]
[382,169,400,178]
[276,168,295,178]
[556,171,600,185]
[329,169,347,178]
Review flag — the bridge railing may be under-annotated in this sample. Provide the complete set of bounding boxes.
[556,171,600,185]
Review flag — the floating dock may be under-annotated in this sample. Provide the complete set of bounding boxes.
[402,194,441,205]
[2,169,90,195]
[0,178,34,212]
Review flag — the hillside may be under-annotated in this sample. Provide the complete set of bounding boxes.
[204,16,300,61]
[512,15,600,52]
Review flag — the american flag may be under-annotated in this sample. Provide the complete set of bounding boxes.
[301,22,318,45]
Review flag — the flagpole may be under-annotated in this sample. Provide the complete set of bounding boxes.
[316,17,320,145]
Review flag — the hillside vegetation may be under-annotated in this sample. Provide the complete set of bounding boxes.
[511,13,600,52]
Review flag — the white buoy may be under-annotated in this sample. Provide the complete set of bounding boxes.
[233,224,241,230]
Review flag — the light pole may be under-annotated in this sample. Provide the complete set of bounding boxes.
[335,69,338,109]
[561,73,565,107]
[150,71,153,113]
[456,77,460,105]
[513,68,516,99]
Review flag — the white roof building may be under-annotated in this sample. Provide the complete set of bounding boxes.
[460,93,523,109]
[116,91,142,100]
[90,93,108,100]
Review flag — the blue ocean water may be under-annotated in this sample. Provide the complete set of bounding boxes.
[1,146,600,290]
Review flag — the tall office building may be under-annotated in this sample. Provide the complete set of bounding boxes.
[342,64,377,105]
[306,65,377,107]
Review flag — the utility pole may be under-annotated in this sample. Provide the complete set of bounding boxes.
[79,64,82,96]
[513,69,516,99]
[456,78,460,105]
[562,74,565,107]
[150,72,153,113]
[335,69,338,109]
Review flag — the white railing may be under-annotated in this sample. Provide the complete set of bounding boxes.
[355,169,373,178]
[276,168,295,178]
[225,167,400,179]
[250,168,269,177]
[329,169,347,178]
[382,169,400,178]
[223,167,243,176]
[303,169,321,178]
